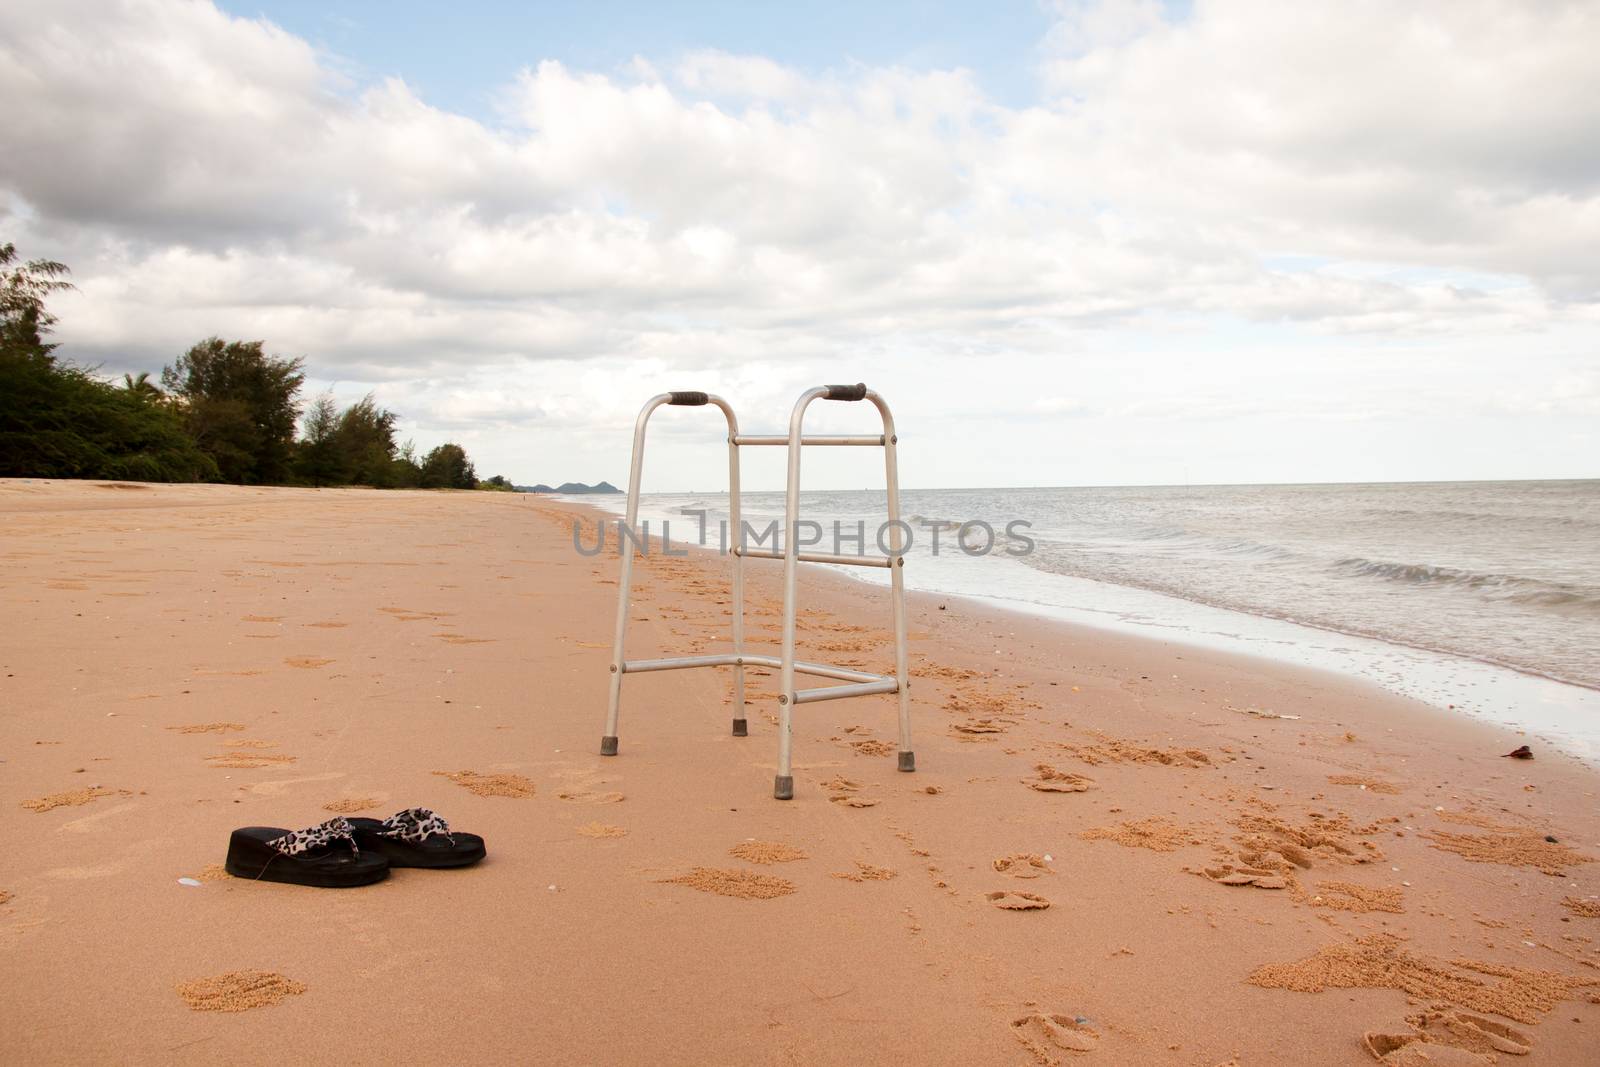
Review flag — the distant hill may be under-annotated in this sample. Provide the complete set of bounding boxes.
[517,481,622,494]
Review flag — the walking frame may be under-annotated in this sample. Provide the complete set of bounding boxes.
[599,384,913,799]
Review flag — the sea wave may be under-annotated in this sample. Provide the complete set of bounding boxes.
[1331,557,1600,613]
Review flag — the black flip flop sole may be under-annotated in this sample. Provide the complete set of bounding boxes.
[348,819,487,869]
[225,827,390,887]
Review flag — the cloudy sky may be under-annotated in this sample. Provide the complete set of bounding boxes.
[3,0,1596,490]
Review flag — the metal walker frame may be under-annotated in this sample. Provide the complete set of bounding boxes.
[599,384,913,799]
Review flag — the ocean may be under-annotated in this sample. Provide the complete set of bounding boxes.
[579,480,1600,759]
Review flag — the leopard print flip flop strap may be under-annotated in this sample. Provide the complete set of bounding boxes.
[269,816,360,856]
[378,807,454,845]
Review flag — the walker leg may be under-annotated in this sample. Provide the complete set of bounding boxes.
[773,775,794,800]
[601,735,619,756]
[731,718,747,737]
[898,750,915,772]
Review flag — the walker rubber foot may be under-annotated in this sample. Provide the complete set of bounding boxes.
[600,735,619,756]
[731,718,748,737]
[773,775,794,800]
[897,751,916,772]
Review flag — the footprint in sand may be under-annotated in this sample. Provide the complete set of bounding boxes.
[1562,896,1600,918]
[284,656,334,669]
[728,841,807,864]
[1201,864,1289,890]
[433,770,536,798]
[658,867,796,900]
[820,775,878,806]
[21,787,131,813]
[1011,1012,1098,1062]
[205,753,297,769]
[176,971,306,1012]
[993,854,1053,879]
[1327,774,1403,795]
[557,789,624,804]
[432,633,496,645]
[1363,1007,1534,1065]
[1080,817,1194,852]
[950,718,1012,742]
[322,796,381,814]
[1026,764,1093,793]
[831,862,896,882]
[986,890,1051,911]
[1395,1009,1532,1058]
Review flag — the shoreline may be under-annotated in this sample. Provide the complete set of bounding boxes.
[4,480,1599,1065]
[569,493,1600,767]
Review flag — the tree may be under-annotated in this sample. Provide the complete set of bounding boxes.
[391,438,423,488]
[1,244,216,482]
[1,242,73,366]
[333,394,400,486]
[121,371,162,400]
[162,338,304,484]
[295,393,346,486]
[479,474,514,491]
[419,443,476,489]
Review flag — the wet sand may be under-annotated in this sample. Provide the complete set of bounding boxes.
[2,479,1598,1065]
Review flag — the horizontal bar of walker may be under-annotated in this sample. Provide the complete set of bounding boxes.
[731,434,885,446]
[732,546,894,568]
[792,677,901,704]
[621,653,888,684]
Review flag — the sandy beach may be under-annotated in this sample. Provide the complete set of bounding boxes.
[3,479,1598,1065]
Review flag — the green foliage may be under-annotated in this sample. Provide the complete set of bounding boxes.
[295,393,346,486]
[478,474,514,491]
[420,443,476,489]
[1,242,72,362]
[163,337,305,484]
[1,244,218,481]
[1,353,221,482]
[1,242,493,490]
[334,395,400,486]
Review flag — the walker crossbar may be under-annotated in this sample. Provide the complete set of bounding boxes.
[598,383,915,799]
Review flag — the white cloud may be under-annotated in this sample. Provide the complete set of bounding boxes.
[1,0,1596,486]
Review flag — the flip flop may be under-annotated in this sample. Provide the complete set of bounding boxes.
[348,808,486,869]
[225,816,389,887]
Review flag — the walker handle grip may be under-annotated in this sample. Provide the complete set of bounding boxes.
[668,391,709,406]
[823,383,868,401]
